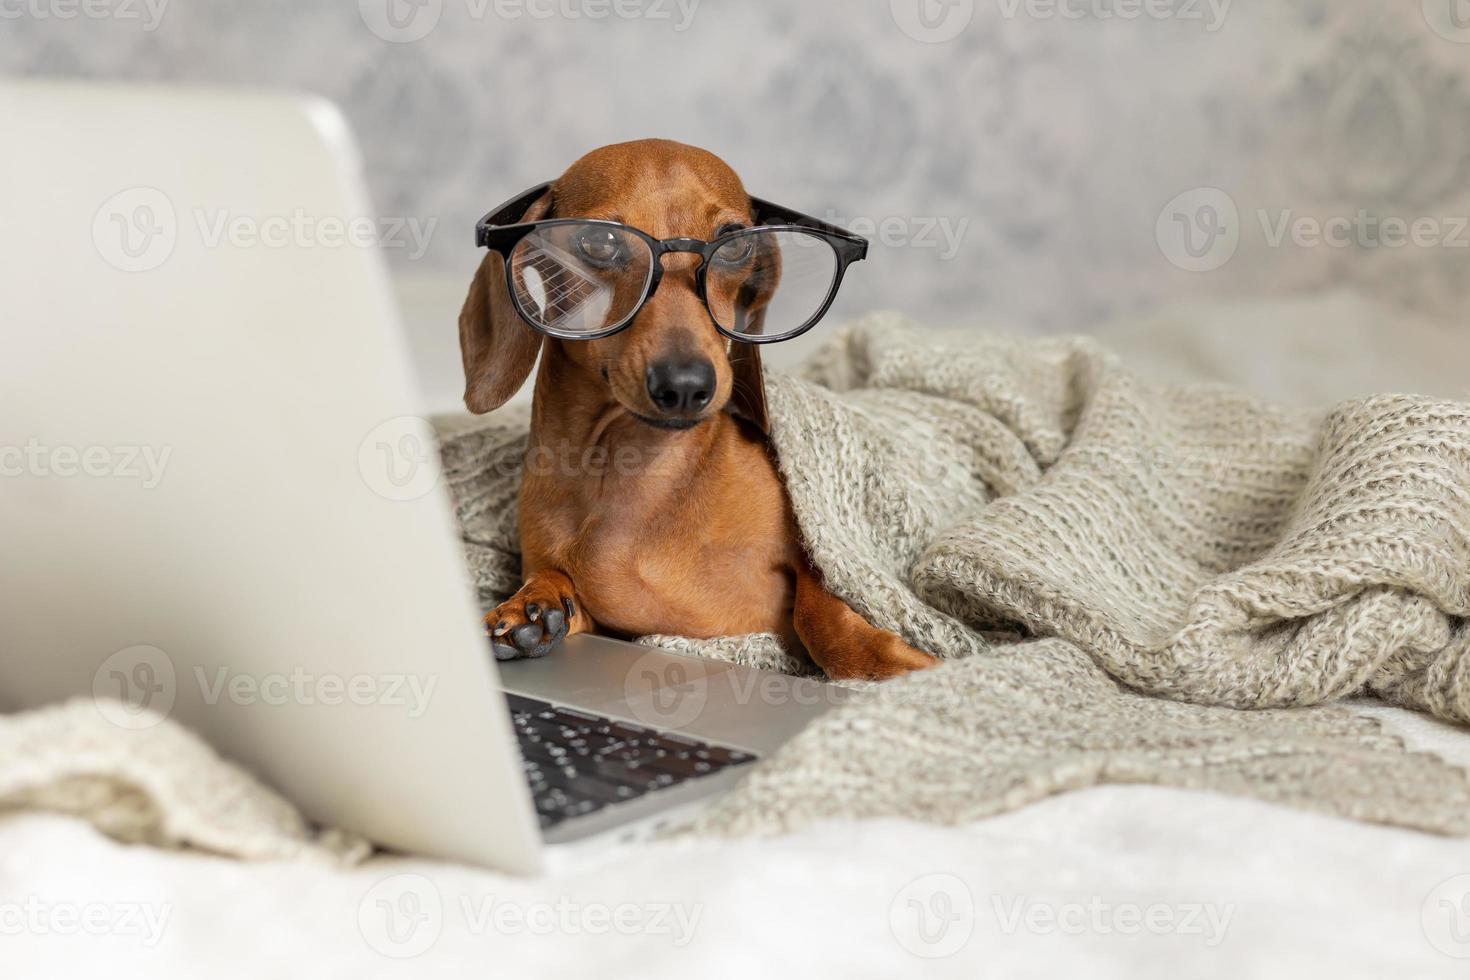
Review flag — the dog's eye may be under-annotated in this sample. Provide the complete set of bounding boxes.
[574,228,627,268]
[712,235,755,266]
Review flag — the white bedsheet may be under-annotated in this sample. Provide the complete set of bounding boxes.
[6,763,1470,979]
[8,290,1468,977]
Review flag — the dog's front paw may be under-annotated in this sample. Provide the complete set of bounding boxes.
[484,595,572,661]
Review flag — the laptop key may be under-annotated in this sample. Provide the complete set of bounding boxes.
[557,798,605,819]
[647,753,716,778]
[600,742,664,764]
[523,716,580,739]
[642,734,703,756]
[648,730,701,750]
[505,693,552,715]
[567,775,641,804]
[604,721,652,742]
[547,706,602,729]
[694,745,755,766]
[593,759,683,792]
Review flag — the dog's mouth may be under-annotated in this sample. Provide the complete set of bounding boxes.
[631,412,705,431]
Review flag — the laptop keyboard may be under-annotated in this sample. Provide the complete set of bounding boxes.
[503,693,757,829]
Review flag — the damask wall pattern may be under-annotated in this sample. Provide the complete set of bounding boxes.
[3,0,1466,331]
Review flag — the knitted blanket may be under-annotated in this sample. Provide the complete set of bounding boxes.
[445,312,1470,838]
[4,314,1468,858]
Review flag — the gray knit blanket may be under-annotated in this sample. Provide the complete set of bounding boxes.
[8,314,1466,859]
[444,312,1470,838]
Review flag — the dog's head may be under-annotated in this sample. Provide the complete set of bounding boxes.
[458,139,769,431]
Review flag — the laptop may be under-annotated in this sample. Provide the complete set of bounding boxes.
[0,81,842,874]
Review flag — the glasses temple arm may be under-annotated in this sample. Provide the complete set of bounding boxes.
[748,196,867,247]
[476,182,555,245]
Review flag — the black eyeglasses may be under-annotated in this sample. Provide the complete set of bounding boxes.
[475,182,867,343]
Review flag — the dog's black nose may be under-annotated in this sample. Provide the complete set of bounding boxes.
[645,358,715,415]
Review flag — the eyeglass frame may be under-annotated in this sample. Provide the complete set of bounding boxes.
[474,182,869,343]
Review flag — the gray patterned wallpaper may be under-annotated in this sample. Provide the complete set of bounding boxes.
[3,0,1468,331]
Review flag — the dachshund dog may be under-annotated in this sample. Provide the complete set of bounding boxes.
[459,139,937,680]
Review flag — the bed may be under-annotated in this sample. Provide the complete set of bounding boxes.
[6,286,1469,979]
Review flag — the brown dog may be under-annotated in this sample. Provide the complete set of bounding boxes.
[458,139,937,680]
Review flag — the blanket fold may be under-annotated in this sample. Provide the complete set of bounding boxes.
[827,322,1470,723]
[5,313,1467,859]
[0,699,369,863]
[445,311,1470,838]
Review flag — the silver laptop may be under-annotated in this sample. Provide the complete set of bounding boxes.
[0,81,841,874]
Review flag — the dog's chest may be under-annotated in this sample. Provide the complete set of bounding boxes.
[523,472,795,638]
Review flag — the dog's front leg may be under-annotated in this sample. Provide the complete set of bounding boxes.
[792,562,937,681]
[483,569,592,661]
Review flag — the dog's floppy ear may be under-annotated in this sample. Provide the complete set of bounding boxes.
[725,217,776,434]
[459,190,552,414]
[728,342,769,434]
